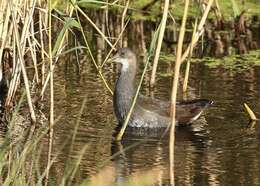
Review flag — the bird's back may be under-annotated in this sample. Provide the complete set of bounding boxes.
[128,95,213,128]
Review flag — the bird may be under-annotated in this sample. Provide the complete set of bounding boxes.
[111,48,213,128]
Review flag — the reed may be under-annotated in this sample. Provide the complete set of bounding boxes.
[169,0,190,185]
[244,103,258,121]
[101,19,130,68]
[180,0,214,63]
[169,0,213,152]
[75,9,113,95]
[169,0,213,184]
[0,0,84,184]
[11,3,36,123]
[39,0,46,88]
[74,4,115,50]
[183,19,198,93]
[150,0,170,88]
[46,0,53,184]
[40,17,82,97]
[120,0,130,47]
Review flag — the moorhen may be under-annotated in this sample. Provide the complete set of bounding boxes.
[112,48,213,128]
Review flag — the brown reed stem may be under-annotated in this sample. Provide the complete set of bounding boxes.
[75,9,113,95]
[4,3,17,106]
[11,2,36,123]
[101,19,130,68]
[40,6,76,98]
[75,5,115,50]
[244,103,258,121]
[38,0,46,88]
[46,0,53,184]
[120,0,129,47]
[180,0,213,63]
[170,0,190,185]
[183,19,198,92]
[28,30,39,83]
[150,0,170,87]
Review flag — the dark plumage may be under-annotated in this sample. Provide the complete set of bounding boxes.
[112,48,213,128]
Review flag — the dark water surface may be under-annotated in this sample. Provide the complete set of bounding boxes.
[49,50,260,185]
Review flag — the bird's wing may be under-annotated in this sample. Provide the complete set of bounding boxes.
[137,95,170,117]
[138,95,212,122]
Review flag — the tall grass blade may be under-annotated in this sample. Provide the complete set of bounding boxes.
[40,17,81,97]
[52,18,81,56]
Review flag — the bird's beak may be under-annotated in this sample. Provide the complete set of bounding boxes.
[108,53,120,63]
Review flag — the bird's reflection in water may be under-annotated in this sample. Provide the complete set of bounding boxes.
[110,116,213,185]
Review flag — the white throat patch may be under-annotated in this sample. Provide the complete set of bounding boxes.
[119,59,129,72]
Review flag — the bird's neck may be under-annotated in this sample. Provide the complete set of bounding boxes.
[113,67,136,123]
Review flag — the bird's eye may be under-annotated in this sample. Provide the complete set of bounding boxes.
[121,51,125,57]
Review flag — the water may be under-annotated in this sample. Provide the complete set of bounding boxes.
[45,49,260,185]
